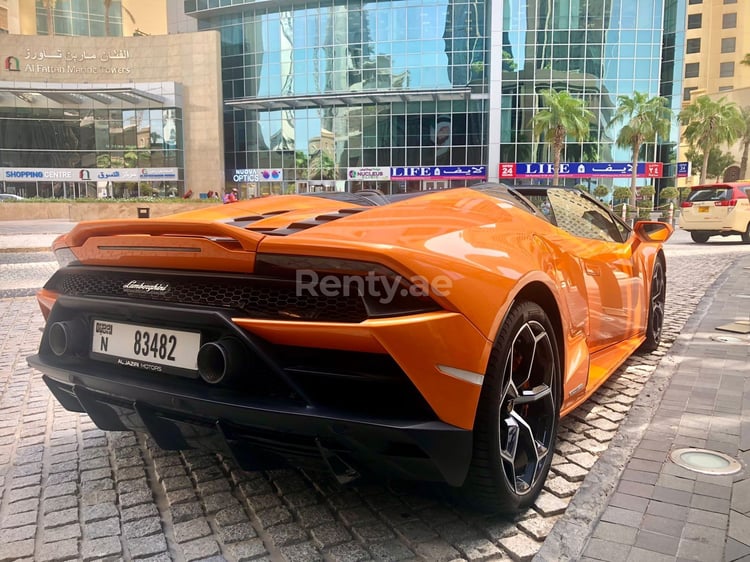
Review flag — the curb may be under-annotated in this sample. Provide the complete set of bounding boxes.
[0,248,53,254]
[533,256,737,561]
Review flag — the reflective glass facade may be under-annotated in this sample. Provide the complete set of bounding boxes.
[35,0,126,37]
[187,0,685,193]
[0,90,183,198]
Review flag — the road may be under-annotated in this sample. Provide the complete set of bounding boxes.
[1,225,749,561]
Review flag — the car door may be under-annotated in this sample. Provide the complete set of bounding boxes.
[545,189,644,352]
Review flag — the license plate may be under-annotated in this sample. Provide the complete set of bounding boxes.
[90,319,201,376]
[698,206,709,213]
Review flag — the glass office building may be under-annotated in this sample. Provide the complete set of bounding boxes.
[35,0,126,37]
[185,0,685,195]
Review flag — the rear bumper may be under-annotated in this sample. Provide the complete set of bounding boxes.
[28,295,474,485]
[31,357,472,485]
[678,215,748,235]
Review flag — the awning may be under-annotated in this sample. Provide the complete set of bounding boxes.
[0,82,167,107]
[226,88,475,111]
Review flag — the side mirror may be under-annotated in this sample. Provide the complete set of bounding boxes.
[634,221,673,243]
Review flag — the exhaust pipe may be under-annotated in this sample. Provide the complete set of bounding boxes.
[48,320,87,357]
[197,338,246,384]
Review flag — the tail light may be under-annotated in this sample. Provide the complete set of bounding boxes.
[714,199,738,207]
[680,202,693,208]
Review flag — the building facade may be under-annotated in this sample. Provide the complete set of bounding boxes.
[681,0,749,182]
[0,31,224,198]
[186,0,686,196]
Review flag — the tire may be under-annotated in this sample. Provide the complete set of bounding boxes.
[741,223,750,244]
[459,301,561,514]
[690,232,710,244]
[639,258,666,353]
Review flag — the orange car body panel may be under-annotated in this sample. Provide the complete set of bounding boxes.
[40,188,670,430]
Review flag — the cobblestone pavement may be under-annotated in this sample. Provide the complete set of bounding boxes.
[1,232,749,561]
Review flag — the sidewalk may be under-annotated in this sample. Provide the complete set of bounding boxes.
[0,219,75,252]
[537,254,750,562]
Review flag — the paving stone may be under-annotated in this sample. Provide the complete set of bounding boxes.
[551,462,588,481]
[85,516,121,539]
[180,537,221,561]
[117,477,150,494]
[82,502,119,523]
[518,514,559,542]
[455,536,504,561]
[583,537,630,562]
[81,536,123,562]
[533,490,569,516]
[165,487,198,507]
[197,478,231,495]
[43,522,81,542]
[43,482,78,499]
[119,489,153,508]
[123,516,162,539]
[0,539,34,561]
[9,498,40,514]
[218,521,258,544]
[1,509,37,529]
[162,475,193,492]
[44,506,80,528]
[413,538,462,562]
[171,501,204,523]
[121,502,159,522]
[128,533,168,559]
[174,518,211,543]
[35,539,80,562]
[215,505,249,527]
[0,524,36,542]
[266,521,309,546]
[324,541,369,562]
[310,523,352,549]
[256,505,294,528]
[81,490,117,506]
[246,492,283,512]
[568,451,598,469]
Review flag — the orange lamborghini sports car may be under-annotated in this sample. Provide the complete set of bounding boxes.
[29,184,672,513]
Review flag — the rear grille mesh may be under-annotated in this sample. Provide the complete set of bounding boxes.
[47,268,367,322]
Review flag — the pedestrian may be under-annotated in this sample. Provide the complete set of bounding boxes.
[223,188,239,204]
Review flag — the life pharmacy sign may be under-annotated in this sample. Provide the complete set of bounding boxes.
[499,162,664,179]
[9,47,132,75]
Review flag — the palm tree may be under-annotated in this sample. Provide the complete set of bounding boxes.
[40,0,58,35]
[103,0,136,36]
[739,106,750,179]
[742,54,750,66]
[609,92,672,211]
[679,95,744,184]
[531,89,593,185]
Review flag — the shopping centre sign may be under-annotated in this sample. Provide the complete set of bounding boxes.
[2,168,178,182]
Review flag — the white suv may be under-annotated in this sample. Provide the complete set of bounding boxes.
[678,182,750,243]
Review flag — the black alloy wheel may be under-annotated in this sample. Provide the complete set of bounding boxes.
[640,258,666,352]
[460,301,560,514]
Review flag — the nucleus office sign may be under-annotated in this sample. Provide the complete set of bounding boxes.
[348,167,391,180]
[499,162,664,179]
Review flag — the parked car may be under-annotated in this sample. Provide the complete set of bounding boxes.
[0,193,25,201]
[28,184,672,513]
[678,182,750,243]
